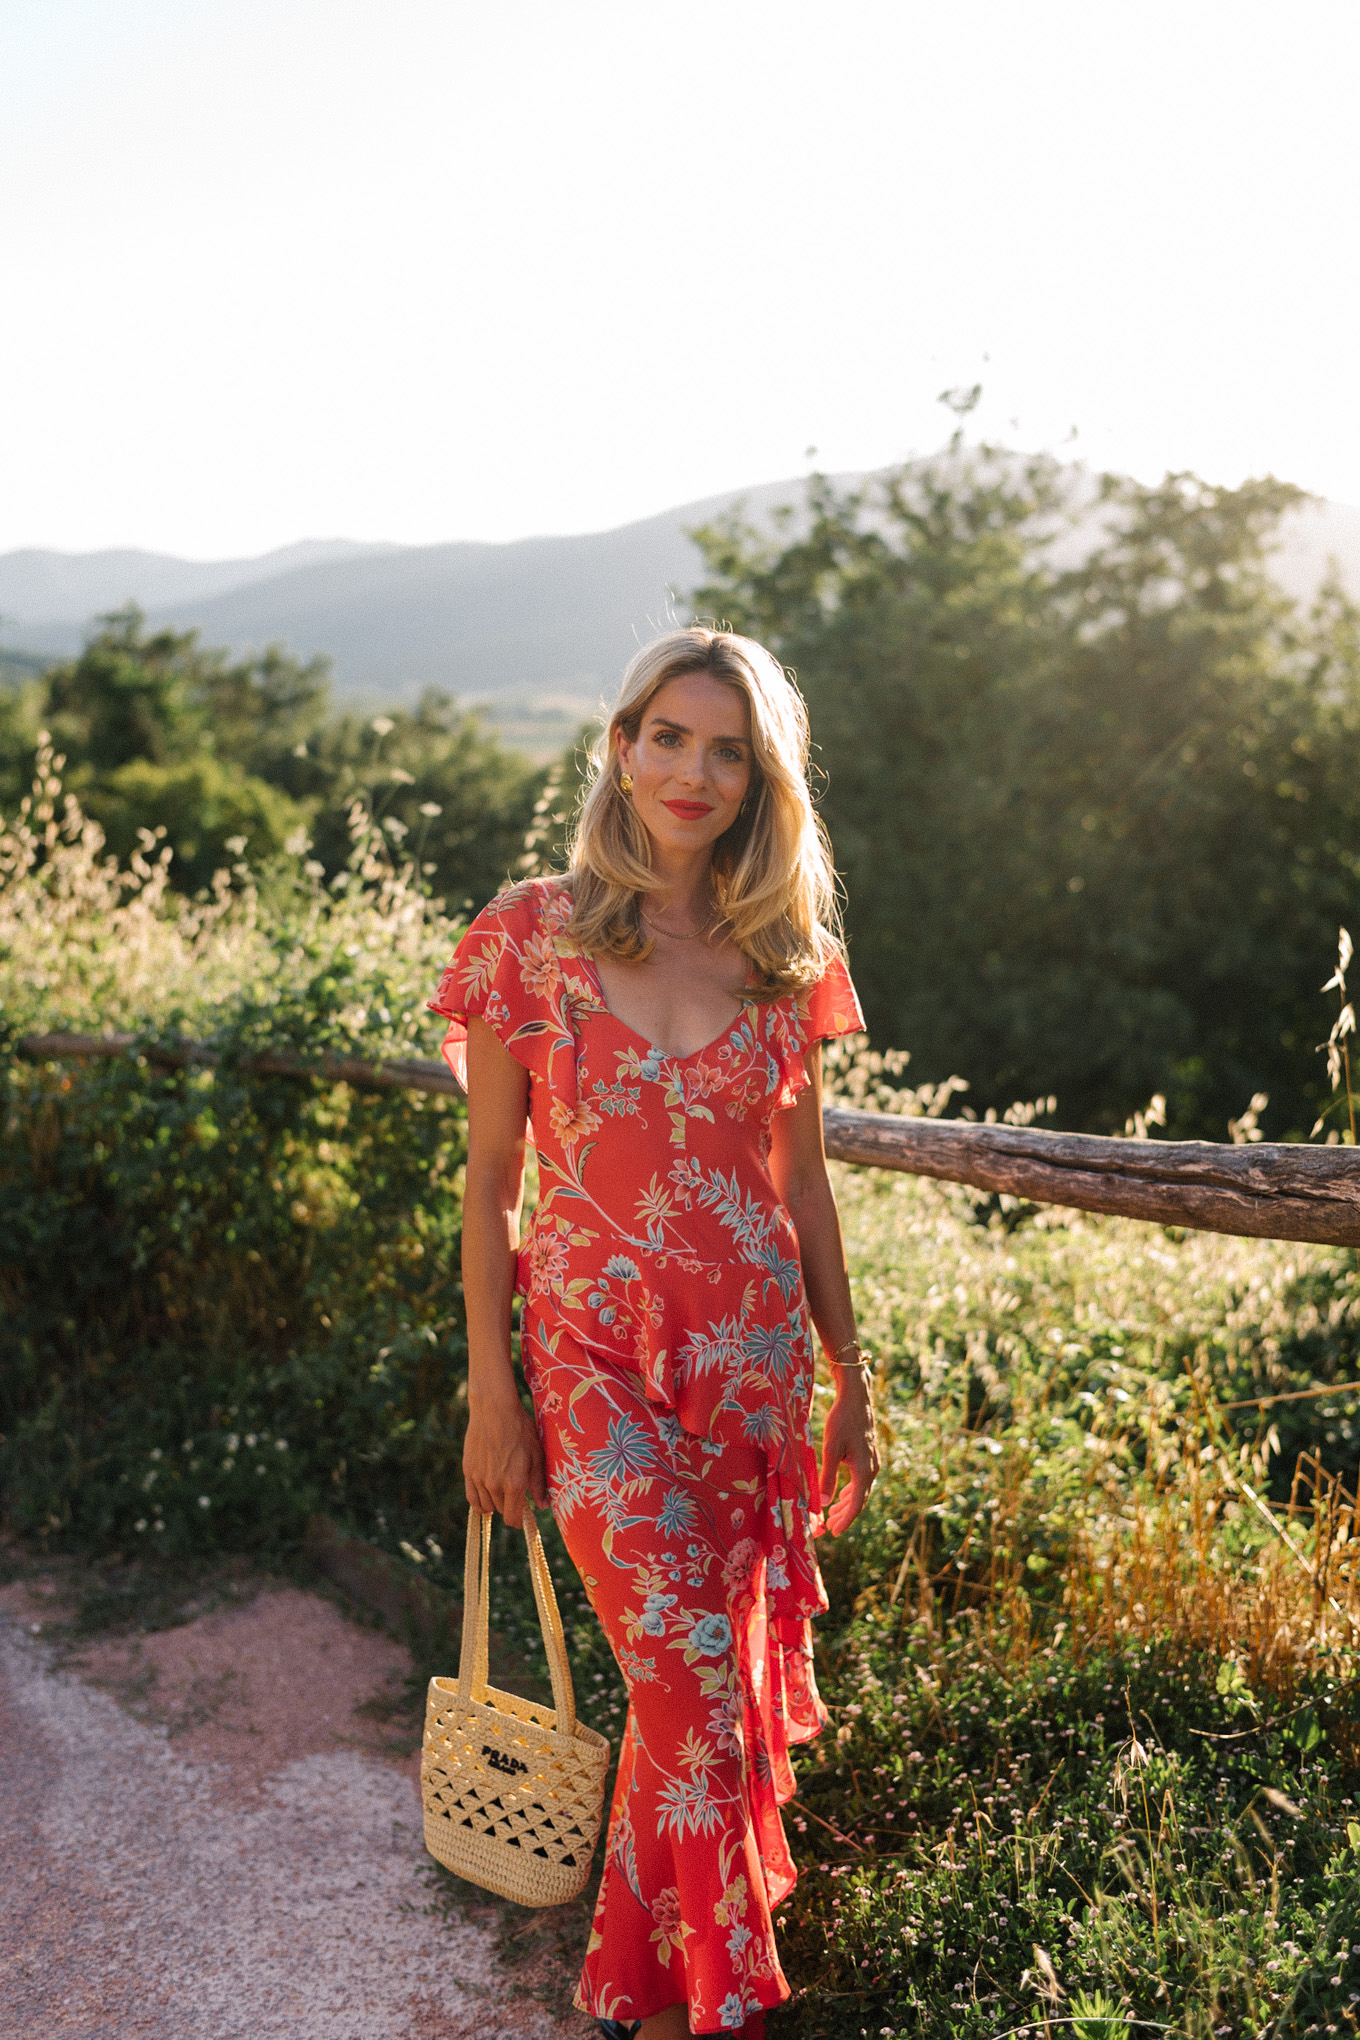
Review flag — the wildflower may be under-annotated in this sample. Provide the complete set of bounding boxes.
[198,1496,211,1509]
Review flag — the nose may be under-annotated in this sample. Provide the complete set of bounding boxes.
[674,744,708,787]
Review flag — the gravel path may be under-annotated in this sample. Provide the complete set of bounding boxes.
[0,1588,580,2040]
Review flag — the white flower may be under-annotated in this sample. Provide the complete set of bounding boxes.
[419,802,442,818]
[224,834,248,855]
[198,1495,211,1509]
[371,716,394,736]
[134,1519,147,1533]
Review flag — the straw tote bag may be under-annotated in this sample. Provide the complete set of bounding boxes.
[421,1505,611,1906]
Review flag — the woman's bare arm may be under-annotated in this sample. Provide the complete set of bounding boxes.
[461,1015,547,1528]
[768,1044,879,1535]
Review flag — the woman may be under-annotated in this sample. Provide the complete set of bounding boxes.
[428,627,878,2038]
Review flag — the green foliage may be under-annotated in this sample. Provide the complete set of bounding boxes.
[760,1150,1360,2036]
[6,752,1360,2031]
[693,439,1360,1138]
[296,692,546,915]
[81,754,311,894]
[780,1632,1360,2037]
[0,758,471,1559]
[1,607,543,915]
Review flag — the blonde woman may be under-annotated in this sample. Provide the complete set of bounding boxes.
[428,628,878,2038]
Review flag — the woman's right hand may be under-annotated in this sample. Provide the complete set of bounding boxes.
[463,1382,548,1529]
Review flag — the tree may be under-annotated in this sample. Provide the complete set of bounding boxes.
[300,692,543,913]
[693,439,1360,1138]
[0,609,543,914]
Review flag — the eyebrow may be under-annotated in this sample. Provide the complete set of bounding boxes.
[647,715,750,746]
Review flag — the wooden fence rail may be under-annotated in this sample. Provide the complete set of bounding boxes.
[15,1031,1360,1248]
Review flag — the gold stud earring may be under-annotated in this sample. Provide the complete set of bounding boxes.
[620,772,634,794]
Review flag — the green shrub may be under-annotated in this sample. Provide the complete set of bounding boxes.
[6,751,1360,2035]
[0,748,472,1559]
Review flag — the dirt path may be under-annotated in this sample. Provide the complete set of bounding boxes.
[0,1579,584,2040]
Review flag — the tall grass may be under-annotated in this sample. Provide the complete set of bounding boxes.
[0,743,471,1552]
[769,1152,1360,2038]
[4,754,1360,2033]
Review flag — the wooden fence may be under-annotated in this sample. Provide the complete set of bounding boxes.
[16,1030,1360,1248]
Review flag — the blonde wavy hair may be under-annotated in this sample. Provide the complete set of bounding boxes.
[565,627,842,997]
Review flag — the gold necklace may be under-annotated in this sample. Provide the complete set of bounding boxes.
[640,906,722,941]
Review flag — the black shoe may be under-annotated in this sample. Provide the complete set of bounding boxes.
[597,2023,640,2040]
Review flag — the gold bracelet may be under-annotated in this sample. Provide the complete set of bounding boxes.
[828,1340,871,1372]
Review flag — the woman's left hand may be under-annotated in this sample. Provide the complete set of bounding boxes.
[819,1372,880,1537]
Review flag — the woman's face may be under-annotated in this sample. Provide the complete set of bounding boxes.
[616,673,754,863]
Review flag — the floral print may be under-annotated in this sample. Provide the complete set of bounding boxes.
[429,876,863,2033]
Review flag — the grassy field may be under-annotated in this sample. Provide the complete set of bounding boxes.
[3,753,1360,2035]
[477,1162,1360,2039]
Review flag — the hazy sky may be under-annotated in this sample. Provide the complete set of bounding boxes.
[4,0,1358,557]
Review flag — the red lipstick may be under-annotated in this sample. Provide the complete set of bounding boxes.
[662,799,714,820]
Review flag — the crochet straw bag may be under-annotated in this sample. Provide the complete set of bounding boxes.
[421,1505,611,1906]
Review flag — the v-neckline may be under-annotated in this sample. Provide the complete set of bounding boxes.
[581,951,757,1065]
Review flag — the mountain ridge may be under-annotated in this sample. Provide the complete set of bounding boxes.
[3,480,1357,738]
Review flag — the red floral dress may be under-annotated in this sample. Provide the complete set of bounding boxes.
[429,876,863,2035]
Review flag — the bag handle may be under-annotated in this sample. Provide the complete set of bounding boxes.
[457,1504,577,1739]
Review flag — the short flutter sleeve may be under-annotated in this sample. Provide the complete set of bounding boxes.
[800,948,864,1044]
[766,948,866,1113]
[426,878,577,1098]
